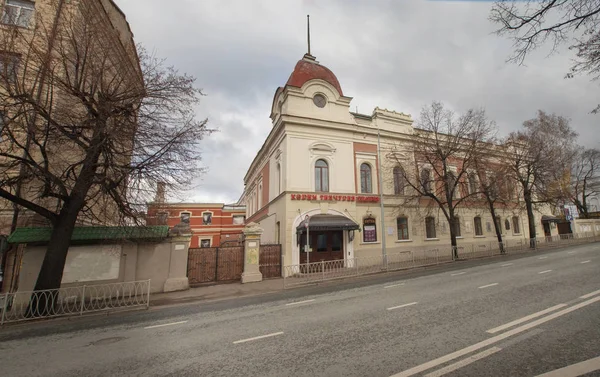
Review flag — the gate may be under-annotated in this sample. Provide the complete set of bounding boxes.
[187,246,244,286]
[259,244,282,278]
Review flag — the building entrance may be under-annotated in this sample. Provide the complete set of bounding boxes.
[299,230,344,263]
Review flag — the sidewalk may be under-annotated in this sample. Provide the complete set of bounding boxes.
[150,278,285,307]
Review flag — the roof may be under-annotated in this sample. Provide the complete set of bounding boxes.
[296,214,359,234]
[8,226,169,244]
[286,55,343,96]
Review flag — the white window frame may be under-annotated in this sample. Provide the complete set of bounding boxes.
[199,238,211,248]
[2,0,35,28]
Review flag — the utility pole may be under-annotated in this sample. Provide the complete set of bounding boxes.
[377,124,387,269]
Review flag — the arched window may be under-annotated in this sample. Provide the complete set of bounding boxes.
[315,159,329,192]
[505,218,511,231]
[425,217,436,239]
[360,163,372,193]
[393,166,405,195]
[276,163,281,195]
[421,168,431,193]
[512,216,521,234]
[474,216,483,236]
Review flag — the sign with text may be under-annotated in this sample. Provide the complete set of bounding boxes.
[290,193,380,203]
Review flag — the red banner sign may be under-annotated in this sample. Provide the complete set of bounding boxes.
[290,194,379,203]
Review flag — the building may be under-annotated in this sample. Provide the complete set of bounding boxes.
[241,51,558,270]
[146,186,246,248]
[0,0,141,236]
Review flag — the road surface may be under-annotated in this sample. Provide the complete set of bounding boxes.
[1,243,599,377]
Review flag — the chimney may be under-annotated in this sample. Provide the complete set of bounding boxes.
[155,181,166,203]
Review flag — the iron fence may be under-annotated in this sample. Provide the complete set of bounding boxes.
[0,279,150,325]
[283,233,599,288]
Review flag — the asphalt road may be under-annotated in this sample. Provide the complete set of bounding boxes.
[1,243,600,377]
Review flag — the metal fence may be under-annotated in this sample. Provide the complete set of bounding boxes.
[283,233,599,288]
[0,279,151,325]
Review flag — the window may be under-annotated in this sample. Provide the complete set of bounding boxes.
[468,173,478,195]
[157,212,168,225]
[512,216,521,234]
[360,163,372,193]
[315,159,329,192]
[453,217,461,237]
[363,217,377,242]
[232,215,245,225]
[505,219,511,231]
[447,171,458,198]
[393,166,405,195]
[180,212,191,224]
[200,239,211,248]
[474,217,483,236]
[202,212,212,225]
[313,93,327,108]
[495,216,502,234]
[425,217,436,239]
[1,0,34,28]
[421,168,431,193]
[397,217,409,240]
[316,233,327,252]
[276,163,281,194]
[0,53,19,83]
[258,183,262,209]
[332,232,342,251]
[276,221,280,243]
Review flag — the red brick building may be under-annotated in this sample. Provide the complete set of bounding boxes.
[146,203,246,248]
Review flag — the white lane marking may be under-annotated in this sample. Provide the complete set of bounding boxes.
[384,283,405,289]
[538,256,548,260]
[501,263,513,267]
[387,302,418,311]
[144,321,188,329]
[581,260,591,264]
[389,295,600,377]
[535,355,600,377]
[233,332,284,344]
[580,289,600,299]
[424,347,502,377]
[486,304,567,334]
[478,283,499,289]
[451,272,466,276]
[538,270,553,274]
[285,299,315,306]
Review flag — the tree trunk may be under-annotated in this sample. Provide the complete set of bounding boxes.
[449,214,458,260]
[488,201,504,254]
[26,203,81,317]
[524,190,537,248]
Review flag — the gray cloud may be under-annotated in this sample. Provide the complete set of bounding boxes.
[116,0,599,203]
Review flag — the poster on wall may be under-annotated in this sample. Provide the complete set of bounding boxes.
[363,217,377,242]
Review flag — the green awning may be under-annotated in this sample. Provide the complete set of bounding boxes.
[8,226,169,244]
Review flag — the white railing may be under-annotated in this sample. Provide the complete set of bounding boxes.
[0,279,151,325]
[283,233,600,288]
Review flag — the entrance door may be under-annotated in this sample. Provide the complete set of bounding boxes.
[543,222,552,238]
[299,230,344,263]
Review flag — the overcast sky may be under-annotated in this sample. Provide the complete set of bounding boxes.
[116,0,599,204]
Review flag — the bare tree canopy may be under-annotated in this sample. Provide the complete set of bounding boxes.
[490,0,600,112]
[504,110,578,245]
[391,101,496,259]
[0,3,212,296]
[568,148,600,218]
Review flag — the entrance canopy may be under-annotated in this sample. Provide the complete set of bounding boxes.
[296,214,359,235]
[541,215,561,223]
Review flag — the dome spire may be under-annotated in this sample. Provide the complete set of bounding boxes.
[305,15,316,62]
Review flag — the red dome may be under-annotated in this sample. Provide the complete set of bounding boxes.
[286,55,343,96]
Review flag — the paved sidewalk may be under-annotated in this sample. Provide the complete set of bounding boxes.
[150,278,285,307]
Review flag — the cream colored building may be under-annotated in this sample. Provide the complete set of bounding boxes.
[242,52,557,270]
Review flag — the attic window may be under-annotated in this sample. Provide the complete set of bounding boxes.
[313,94,327,108]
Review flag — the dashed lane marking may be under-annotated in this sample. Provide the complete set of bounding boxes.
[387,302,418,311]
[233,332,284,344]
[478,283,499,289]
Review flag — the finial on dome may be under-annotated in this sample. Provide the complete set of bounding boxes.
[304,15,316,62]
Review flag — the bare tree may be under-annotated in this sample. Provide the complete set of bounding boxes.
[503,111,578,247]
[391,102,495,259]
[568,148,600,218]
[490,0,600,112]
[0,2,211,304]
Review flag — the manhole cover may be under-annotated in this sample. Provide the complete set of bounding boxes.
[89,336,127,346]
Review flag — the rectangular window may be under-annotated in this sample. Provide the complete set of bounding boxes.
[232,215,245,225]
[363,217,377,242]
[1,0,34,28]
[453,218,461,237]
[425,217,436,239]
[180,212,191,224]
[316,233,327,252]
[202,212,212,225]
[331,232,342,251]
[512,216,521,234]
[397,217,409,240]
[200,239,211,248]
[495,216,503,235]
[0,53,19,83]
[474,217,483,236]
